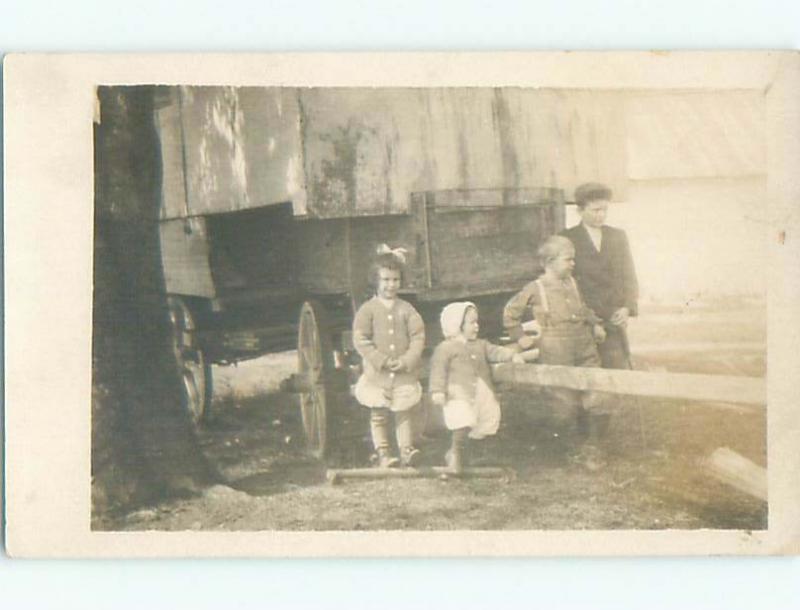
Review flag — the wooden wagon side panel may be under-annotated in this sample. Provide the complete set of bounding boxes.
[159,216,216,298]
[292,214,423,302]
[422,202,559,300]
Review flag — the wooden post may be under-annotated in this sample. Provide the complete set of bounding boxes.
[492,363,766,407]
[705,447,768,502]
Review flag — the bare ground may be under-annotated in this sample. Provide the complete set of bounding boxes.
[99,300,767,532]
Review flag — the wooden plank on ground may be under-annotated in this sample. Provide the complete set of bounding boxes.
[492,363,766,406]
[705,447,767,501]
[327,467,513,484]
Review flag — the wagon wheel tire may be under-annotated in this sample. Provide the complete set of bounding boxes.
[167,296,213,427]
[297,300,338,460]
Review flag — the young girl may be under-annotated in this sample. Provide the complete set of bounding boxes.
[429,302,525,473]
[352,246,426,468]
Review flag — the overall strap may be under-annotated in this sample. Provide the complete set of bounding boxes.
[534,279,549,314]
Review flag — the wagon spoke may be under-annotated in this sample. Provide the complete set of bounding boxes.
[297,301,334,459]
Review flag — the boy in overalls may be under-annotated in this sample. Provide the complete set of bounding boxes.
[503,235,609,470]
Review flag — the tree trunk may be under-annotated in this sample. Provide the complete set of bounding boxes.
[92,86,217,520]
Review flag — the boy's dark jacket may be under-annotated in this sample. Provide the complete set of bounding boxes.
[560,224,639,321]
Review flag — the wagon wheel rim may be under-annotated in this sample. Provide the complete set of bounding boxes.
[168,296,207,425]
[298,302,329,458]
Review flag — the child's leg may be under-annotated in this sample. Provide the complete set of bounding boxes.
[395,406,422,466]
[394,409,413,448]
[370,407,392,450]
[370,408,399,467]
[539,334,583,441]
[575,333,611,470]
[447,427,469,473]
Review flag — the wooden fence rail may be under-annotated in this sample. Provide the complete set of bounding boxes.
[492,363,766,407]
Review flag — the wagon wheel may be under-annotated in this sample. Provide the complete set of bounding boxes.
[297,300,337,459]
[168,296,213,426]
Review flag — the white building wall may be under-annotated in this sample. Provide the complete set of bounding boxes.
[565,176,768,302]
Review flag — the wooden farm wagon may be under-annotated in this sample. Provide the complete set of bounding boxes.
[154,86,627,458]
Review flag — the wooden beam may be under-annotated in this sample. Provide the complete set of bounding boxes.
[492,363,766,406]
[705,447,768,501]
[327,466,513,484]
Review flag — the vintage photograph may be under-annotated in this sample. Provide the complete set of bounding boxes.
[91,82,769,532]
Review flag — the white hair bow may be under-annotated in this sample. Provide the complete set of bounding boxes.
[376,243,408,265]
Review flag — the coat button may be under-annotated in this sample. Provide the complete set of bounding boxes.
[387,315,393,320]
[390,344,396,350]
[388,329,394,335]
[389,372,395,378]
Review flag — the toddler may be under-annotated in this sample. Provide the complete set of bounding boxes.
[430,302,524,473]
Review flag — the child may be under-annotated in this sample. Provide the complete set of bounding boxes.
[503,235,609,470]
[352,245,426,468]
[429,302,525,473]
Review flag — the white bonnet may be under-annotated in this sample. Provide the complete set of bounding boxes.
[439,301,477,338]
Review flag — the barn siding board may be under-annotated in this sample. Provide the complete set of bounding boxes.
[299,88,426,218]
[237,88,307,215]
[159,217,216,297]
[180,87,251,215]
[155,90,189,220]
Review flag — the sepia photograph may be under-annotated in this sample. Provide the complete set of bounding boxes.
[92,83,768,532]
[4,52,799,556]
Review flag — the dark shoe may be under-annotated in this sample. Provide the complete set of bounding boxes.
[373,448,400,469]
[401,446,422,468]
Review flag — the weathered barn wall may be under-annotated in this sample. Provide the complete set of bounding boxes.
[626,91,765,180]
[561,90,768,302]
[564,177,768,302]
[157,87,306,219]
[299,88,627,217]
[157,86,627,220]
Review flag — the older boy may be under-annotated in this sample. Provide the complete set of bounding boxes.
[561,182,638,370]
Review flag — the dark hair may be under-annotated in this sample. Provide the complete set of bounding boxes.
[574,182,612,209]
[368,253,405,289]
